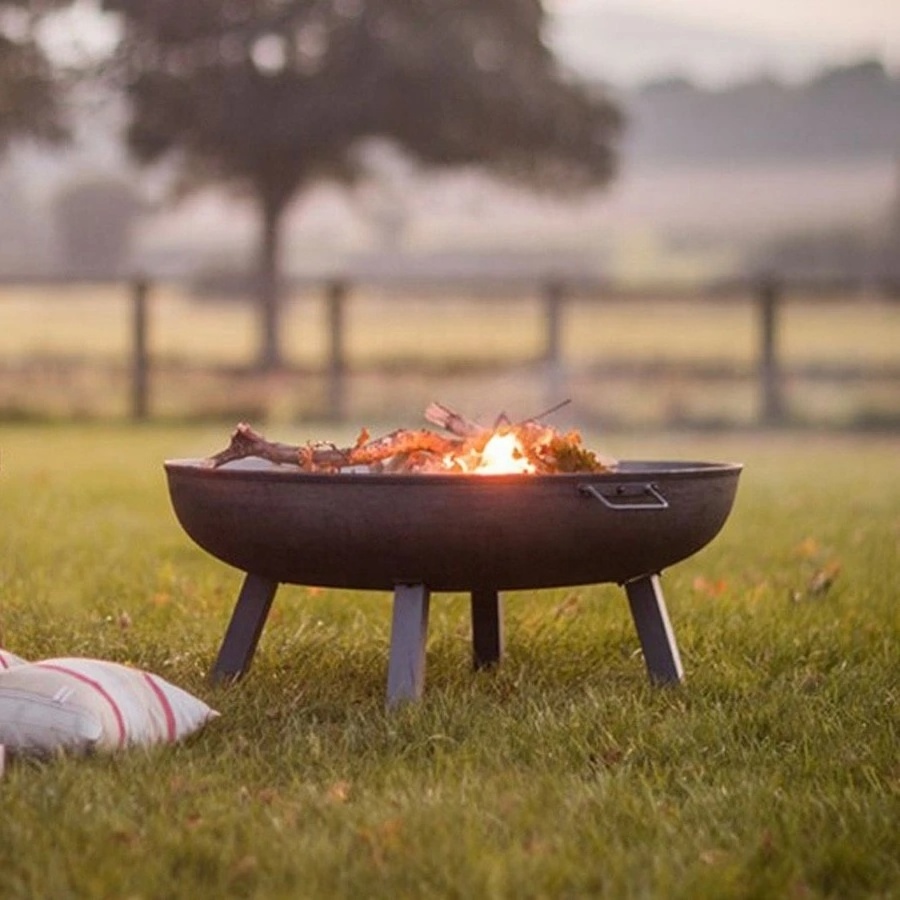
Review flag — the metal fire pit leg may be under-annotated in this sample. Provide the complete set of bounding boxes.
[471,590,503,669]
[210,573,279,683]
[386,583,431,707]
[624,574,684,685]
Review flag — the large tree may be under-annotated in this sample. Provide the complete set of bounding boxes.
[104,0,622,369]
[0,0,72,154]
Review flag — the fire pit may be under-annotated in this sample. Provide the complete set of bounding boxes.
[164,455,741,704]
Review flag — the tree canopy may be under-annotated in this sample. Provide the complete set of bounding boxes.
[0,0,72,155]
[104,0,623,368]
[629,59,900,164]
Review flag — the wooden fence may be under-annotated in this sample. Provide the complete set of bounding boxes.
[1,274,898,427]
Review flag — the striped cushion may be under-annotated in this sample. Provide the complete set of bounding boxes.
[0,649,28,670]
[0,658,219,755]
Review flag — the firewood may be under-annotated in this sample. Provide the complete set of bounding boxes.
[424,402,488,438]
[302,429,463,471]
[207,422,304,468]
[206,402,616,474]
[209,424,464,471]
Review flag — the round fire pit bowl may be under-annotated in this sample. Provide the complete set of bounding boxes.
[164,458,741,703]
[165,459,741,591]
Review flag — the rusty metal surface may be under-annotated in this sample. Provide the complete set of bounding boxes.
[164,460,741,592]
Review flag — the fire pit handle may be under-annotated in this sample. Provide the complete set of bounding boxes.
[578,482,669,511]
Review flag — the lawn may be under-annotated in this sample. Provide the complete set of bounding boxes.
[0,424,898,899]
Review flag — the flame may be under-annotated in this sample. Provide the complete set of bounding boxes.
[440,430,536,475]
[469,431,535,475]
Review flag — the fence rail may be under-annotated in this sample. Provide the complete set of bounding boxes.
[1,274,898,427]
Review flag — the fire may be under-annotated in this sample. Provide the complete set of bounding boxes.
[445,431,536,475]
[209,404,617,474]
[476,432,535,474]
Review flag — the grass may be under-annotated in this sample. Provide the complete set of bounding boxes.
[0,423,897,898]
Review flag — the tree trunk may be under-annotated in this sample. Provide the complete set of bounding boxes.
[256,194,284,371]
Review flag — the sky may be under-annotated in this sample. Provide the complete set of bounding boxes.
[41,0,900,89]
[547,0,900,86]
[558,0,900,46]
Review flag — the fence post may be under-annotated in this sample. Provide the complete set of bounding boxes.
[542,279,566,406]
[131,276,150,420]
[757,276,785,425]
[326,279,348,421]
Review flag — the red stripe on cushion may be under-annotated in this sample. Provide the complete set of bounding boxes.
[142,672,177,742]
[36,663,128,748]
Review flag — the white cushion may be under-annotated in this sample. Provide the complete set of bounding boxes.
[0,657,219,755]
[0,649,28,670]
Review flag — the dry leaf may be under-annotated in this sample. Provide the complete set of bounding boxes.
[553,594,582,619]
[229,855,258,878]
[326,781,351,804]
[360,816,405,870]
[692,575,729,597]
[807,560,841,596]
[793,537,821,559]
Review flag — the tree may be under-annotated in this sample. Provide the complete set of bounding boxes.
[55,175,144,275]
[0,0,72,155]
[104,0,622,370]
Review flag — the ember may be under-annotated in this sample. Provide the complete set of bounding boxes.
[208,402,617,475]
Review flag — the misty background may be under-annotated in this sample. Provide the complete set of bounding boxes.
[2,1,899,289]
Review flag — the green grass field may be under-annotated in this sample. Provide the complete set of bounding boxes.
[0,424,897,898]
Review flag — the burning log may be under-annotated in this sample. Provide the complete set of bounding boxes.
[424,402,487,438]
[300,429,464,472]
[207,404,617,475]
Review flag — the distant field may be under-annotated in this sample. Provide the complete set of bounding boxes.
[0,283,897,427]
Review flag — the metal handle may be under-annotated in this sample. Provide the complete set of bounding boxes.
[578,482,669,510]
